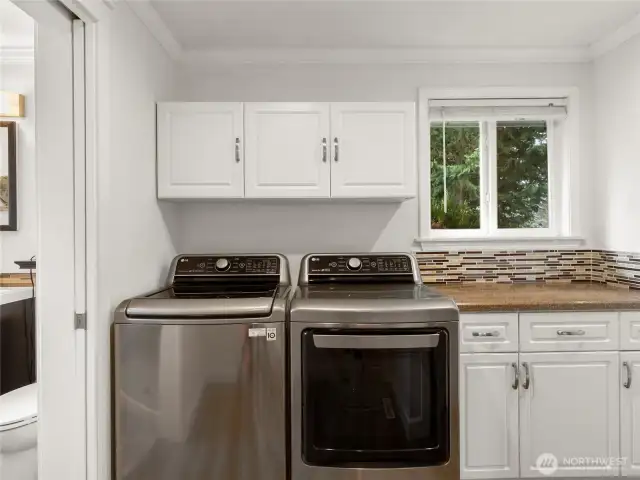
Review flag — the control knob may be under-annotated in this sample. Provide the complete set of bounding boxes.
[215,258,230,271]
[347,257,362,271]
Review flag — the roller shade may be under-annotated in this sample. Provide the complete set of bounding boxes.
[429,98,567,120]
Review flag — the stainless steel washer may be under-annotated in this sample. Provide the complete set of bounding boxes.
[113,254,291,480]
[289,253,459,480]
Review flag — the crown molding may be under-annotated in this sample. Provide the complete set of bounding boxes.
[126,0,182,60]
[0,46,34,65]
[590,11,640,58]
[179,46,592,66]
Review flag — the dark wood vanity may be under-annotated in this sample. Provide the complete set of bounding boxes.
[1,297,36,394]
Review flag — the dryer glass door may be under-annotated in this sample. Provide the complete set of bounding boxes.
[301,328,450,467]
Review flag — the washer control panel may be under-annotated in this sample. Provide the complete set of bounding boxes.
[175,255,280,275]
[308,255,412,275]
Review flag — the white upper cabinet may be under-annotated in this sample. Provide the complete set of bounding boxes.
[156,101,417,200]
[519,352,619,478]
[460,353,520,479]
[330,102,416,198]
[244,103,330,198]
[157,102,244,199]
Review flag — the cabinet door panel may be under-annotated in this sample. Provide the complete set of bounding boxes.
[621,352,640,476]
[245,103,330,198]
[157,102,243,198]
[519,352,619,478]
[460,354,519,479]
[330,103,415,198]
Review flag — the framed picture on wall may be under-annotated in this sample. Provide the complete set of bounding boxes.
[0,121,17,231]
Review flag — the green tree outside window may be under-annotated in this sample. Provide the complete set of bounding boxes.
[430,120,549,230]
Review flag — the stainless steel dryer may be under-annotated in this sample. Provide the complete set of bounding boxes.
[289,253,459,480]
[113,254,290,480]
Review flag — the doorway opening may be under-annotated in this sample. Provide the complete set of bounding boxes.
[0,1,87,478]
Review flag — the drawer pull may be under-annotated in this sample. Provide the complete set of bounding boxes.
[624,361,632,389]
[511,363,519,390]
[557,329,586,336]
[472,331,500,337]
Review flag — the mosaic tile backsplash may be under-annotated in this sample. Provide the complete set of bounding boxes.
[416,250,640,289]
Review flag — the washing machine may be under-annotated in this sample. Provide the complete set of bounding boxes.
[113,254,291,480]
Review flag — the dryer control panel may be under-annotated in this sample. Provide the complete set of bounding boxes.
[301,253,421,285]
[307,255,412,274]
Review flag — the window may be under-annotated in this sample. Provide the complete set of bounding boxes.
[496,120,549,229]
[430,122,481,230]
[421,90,574,242]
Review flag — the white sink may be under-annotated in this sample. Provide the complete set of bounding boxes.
[0,287,33,306]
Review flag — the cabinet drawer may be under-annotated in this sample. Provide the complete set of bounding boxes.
[620,312,640,350]
[520,312,619,352]
[460,313,518,353]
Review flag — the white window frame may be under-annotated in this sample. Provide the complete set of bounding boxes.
[417,87,583,250]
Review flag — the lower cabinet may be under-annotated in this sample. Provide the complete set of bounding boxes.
[519,352,619,478]
[460,354,520,479]
[461,351,621,479]
[621,351,640,477]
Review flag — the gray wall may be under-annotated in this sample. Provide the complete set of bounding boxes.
[170,61,596,278]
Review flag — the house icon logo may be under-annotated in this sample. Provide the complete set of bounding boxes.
[536,453,558,476]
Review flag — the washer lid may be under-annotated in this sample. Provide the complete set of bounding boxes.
[125,295,277,319]
[0,383,37,430]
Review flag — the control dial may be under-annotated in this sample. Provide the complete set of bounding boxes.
[215,258,230,271]
[347,257,362,271]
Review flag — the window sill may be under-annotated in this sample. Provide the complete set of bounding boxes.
[414,236,586,251]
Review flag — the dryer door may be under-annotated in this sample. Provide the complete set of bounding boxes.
[300,327,450,467]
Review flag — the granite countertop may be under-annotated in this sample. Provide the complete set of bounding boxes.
[432,283,640,312]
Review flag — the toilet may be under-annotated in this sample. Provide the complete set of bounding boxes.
[0,383,38,479]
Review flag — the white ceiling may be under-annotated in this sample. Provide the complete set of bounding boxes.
[0,0,34,50]
[150,0,640,52]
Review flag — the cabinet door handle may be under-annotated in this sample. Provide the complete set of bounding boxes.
[557,329,586,336]
[235,137,241,163]
[322,138,327,163]
[624,361,632,389]
[511,362,519,390]
[472,331,500,337]
[333,137,339,162]
[522,362,530,390]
